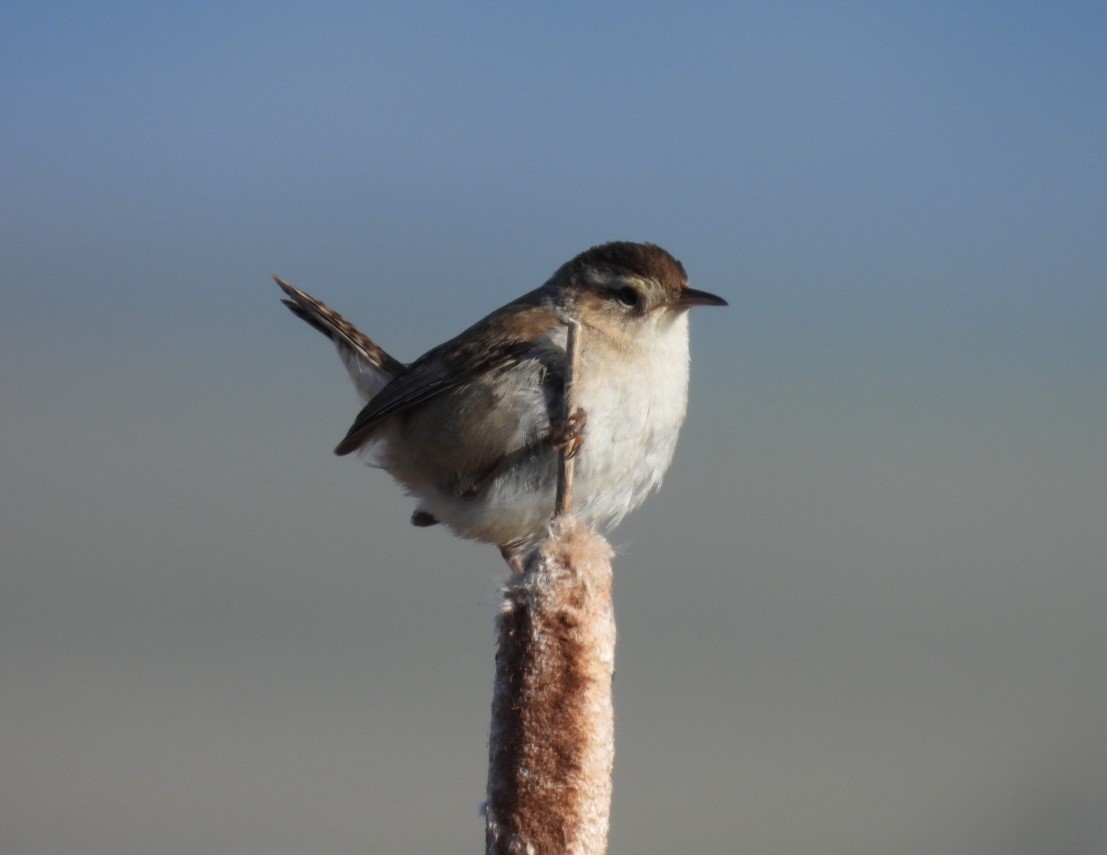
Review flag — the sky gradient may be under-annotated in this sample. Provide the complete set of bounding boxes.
[3,3,1106,853]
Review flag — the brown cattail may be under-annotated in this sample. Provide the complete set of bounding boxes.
[485,518,615,854]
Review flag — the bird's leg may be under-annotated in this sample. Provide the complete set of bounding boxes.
[500,545,526,575]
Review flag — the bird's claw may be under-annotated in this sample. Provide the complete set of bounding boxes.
[549,407,587,460]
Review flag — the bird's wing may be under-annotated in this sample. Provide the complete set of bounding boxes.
[334,299,564,456]
[275,276,407,402]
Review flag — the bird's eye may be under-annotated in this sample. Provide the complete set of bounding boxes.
[615,286,639,307]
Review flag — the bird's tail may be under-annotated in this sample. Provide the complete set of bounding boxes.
[275,275,406,402]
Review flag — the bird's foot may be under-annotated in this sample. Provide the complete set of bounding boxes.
[548,407,587,460]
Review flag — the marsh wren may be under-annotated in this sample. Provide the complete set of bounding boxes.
[277,241,726,564]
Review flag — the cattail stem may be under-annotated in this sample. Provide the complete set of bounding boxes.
[485,316,615,854]
[554,318,580,517]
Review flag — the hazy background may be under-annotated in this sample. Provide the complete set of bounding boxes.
[3,3,1105,853]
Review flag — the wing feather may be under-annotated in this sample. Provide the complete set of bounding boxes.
[334,299,562,456]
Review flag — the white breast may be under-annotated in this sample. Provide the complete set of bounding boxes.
[572,312,691,529]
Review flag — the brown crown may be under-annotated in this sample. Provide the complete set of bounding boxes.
[569,241,688,295]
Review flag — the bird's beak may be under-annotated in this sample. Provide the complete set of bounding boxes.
[677,286,728,309]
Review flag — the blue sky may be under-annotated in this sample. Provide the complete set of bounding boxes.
[3,3,1106,853]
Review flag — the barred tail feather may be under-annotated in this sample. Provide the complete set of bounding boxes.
[274,275,405,402]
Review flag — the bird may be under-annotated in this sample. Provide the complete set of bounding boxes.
[276,241,726,568]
